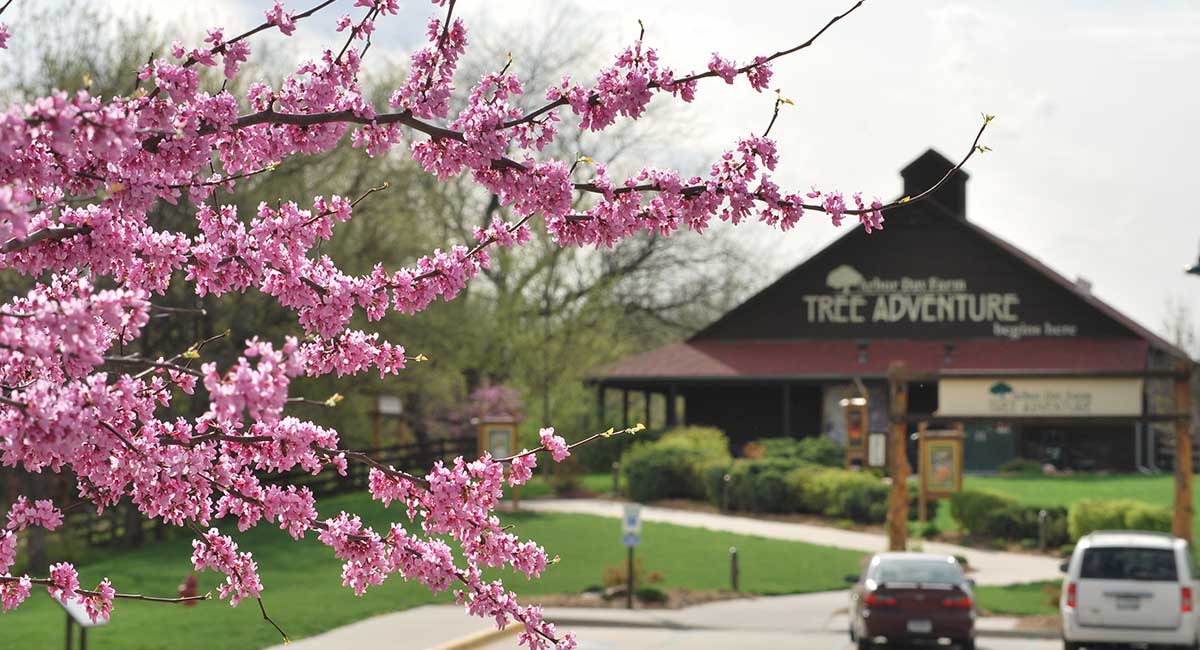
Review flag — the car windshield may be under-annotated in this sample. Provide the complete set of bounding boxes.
[874,559,963,585]
[1080,547,1178,581]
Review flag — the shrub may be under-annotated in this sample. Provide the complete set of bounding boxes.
[976,505,1069,547]
[749,436,843,467]
[997,457,1044,475]
[725,458,808,513]
[700,459,734,507]
[635,587,669,603]
[918,522,941,539]
[601,557,662,589]
[906,484,941,522]
[1067,499,1172,540]
[576,426,666,472]
[949,489,1018,534]
[831,480,890,523]
[620,427,731,503]
[1122,503,1172,533]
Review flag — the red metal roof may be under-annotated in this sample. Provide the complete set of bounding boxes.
[592,338,1150,381]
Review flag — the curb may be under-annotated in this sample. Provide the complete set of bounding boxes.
[976,627,1059,640]
[429,622,522,650]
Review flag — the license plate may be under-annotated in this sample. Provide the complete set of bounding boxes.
[907,619,933,634]
[1116,596,1140,610]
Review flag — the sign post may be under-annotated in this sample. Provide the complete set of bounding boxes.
[621,503,642,609]
[886,362,910,552]
[53,591,108,650]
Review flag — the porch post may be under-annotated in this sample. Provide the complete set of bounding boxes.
[1174,362,1194,542]
[644,390,652,429]
[781,383,792,437]
[595,384,606,425]
[622,389,630,428]
[666,384,678,427]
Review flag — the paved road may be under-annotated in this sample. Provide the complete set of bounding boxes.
[523,499,1062,586]
[265,591,1056,650]
[483,625,1058,650]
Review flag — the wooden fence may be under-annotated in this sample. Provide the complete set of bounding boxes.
[0,437,477,549]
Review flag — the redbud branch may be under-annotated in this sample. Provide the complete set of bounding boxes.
[103,355,204,377]
[1,225,92,254]
[0,0,15,17]
[495,424,645,464]
[142,0,338,103]
[0,575,210,604]
[500,0,866,131]
[149,303,208,316]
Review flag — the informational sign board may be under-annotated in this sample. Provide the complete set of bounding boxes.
[919,425,964,498]
[622,503,642,547]
[937,377,1143,418]
[476,419,518,460]
[867,432,887,468]
[52,591,108,627]
[843,402,869,469]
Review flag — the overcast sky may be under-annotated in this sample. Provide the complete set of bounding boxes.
[61,1,1200,344]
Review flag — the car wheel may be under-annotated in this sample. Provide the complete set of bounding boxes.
[856,638,870,650]
[957,640,974,650]
[1062,641,1079,650]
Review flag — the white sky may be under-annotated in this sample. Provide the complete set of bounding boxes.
[35,1,1200,343]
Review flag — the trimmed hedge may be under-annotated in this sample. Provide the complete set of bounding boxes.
[725,458,810,513]
[621,427,731,503]
[750,437,843,467]
[975,505,1070,547]
[948,489,1018,534]
[1068,499,1172,540]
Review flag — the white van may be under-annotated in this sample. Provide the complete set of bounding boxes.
[1061,531,1199,649]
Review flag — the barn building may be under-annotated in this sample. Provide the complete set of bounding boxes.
[589,150,1191,472]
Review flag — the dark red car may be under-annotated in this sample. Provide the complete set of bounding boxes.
[847,552,976,650]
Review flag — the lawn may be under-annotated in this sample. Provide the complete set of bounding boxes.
[974,581,1060,616]
[932,473,1181,538]
[0,490,863,650]
[511,471,615,500]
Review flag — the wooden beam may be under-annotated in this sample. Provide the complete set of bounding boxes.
[887,362,911,552]
[622,389,630,429]
[667,384,678,427]
[1174,363,1194,542]
[782,384,792,437]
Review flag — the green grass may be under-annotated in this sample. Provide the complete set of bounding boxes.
[975,581,1060,616]
[0,490,863,650]
[512,472,615,500]
[933,474,1181,538]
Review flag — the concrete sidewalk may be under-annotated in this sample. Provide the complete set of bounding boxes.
[522,499,1062,586]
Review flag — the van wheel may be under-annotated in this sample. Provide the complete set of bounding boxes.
[957,640,974,650]
[856,638,870,650]
[1062,642,1079,650]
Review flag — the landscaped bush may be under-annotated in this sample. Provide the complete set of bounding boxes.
[1067,498,1172,540]
[576,426,666,472]
[749,436,843,467]
[1123,502,1172,533]
[700,459,734,507]
[725,457,808,513]
[997,457,1044,475]
[975,505,1069,547]
[949,489,1018,534]
[621,427,731,503]
[905,484,941,522]
[831,479,890,523]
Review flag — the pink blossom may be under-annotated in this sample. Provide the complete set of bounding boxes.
[5,497,63,531]
[508,453,537,486]
[539,428,570,462]
[265,2,296,36]
[0,23,10,49]
[1,576,31,612]
[48,563,80,602]
[82,579,115,623]
[708,53,738,83]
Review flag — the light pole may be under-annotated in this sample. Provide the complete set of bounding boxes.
[1178,254,1199,540]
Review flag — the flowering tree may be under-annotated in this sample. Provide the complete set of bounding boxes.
[0,0,989,647]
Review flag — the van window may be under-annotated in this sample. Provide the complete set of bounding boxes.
[1080,547,1178,581]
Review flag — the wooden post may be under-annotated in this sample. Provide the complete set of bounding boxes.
[782,384,792,437]
[667,384,678,427]
[622,390,630,429]
[596,385,606,425]
[1174,362,1194,542]
[644,391,652,429]
[887,362,910,551]
[917,421,928,524]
